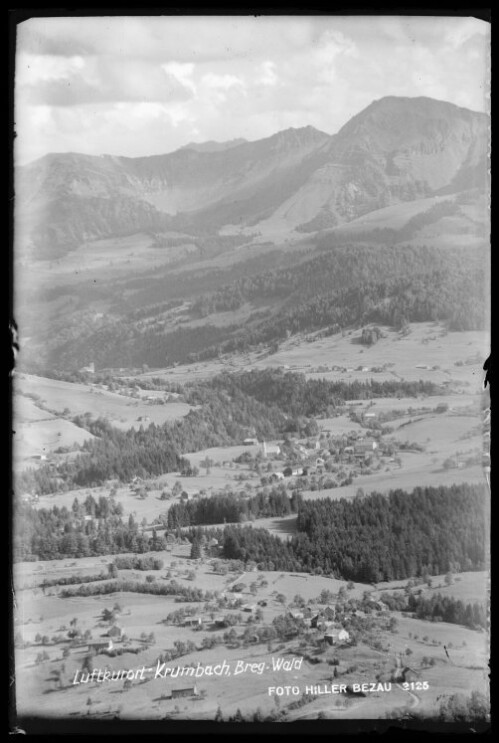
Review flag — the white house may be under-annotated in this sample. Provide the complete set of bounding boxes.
[324,628,350,645]
[183,617,202,628]
[270,471,285,481]
[262,441,281,458]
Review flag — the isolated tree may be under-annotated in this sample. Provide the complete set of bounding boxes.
[190,538,204,560]
[82,652,95,673]
[389,617,399,633]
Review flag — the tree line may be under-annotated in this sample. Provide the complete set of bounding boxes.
[196,484,488,582]
[209,369,441,418]
[167,486,301,528]
[380,591,486,630]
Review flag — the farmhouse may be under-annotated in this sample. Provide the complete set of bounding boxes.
[354,440,378,459]
[262,442,281,458]
[183,617,202,628]
[107,625,124,640]
[400,667,420,683]
[171,685,198,699]
[324,628,350,645]
[270,472,285,481]
[213,617,228,628]
[243,437,259,446]
[88,639,113,652]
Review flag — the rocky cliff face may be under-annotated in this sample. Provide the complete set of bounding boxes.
[16,96,489,256]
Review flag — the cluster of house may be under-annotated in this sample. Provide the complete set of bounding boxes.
[262,435,381,461]
[253,435,382,482]
[179,598,258,631]
[21,493,40,504]
[288,606,351,646]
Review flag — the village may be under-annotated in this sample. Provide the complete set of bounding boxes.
[13,536,489,721]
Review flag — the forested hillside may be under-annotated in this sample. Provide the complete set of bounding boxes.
[45,243,487,371]
[16,383,287,493]
[291,484,488,581]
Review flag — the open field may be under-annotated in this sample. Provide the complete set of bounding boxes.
[19,233,178,285]
[330,194,456,234]
[301,467,486,502]
[265,324,488,388]
[345,393,483,414]
[391,414,482,455]
[14,418,97,462]
[13,374,193,471]
[371,572,490,606]
[16,375,192,429]
[133,323,489,391]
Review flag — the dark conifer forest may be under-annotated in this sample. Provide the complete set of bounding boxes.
[15,484,488,588]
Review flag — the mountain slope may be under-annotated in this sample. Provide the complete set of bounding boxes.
[16,96,489,256]
[256,96,489,233]
[16,126,330,255]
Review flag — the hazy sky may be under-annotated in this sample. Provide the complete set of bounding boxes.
[15,15,490,164]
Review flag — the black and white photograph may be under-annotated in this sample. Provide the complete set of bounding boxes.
[11,12,491,731]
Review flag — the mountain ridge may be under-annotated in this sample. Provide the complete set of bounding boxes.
[16,96,489,257]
